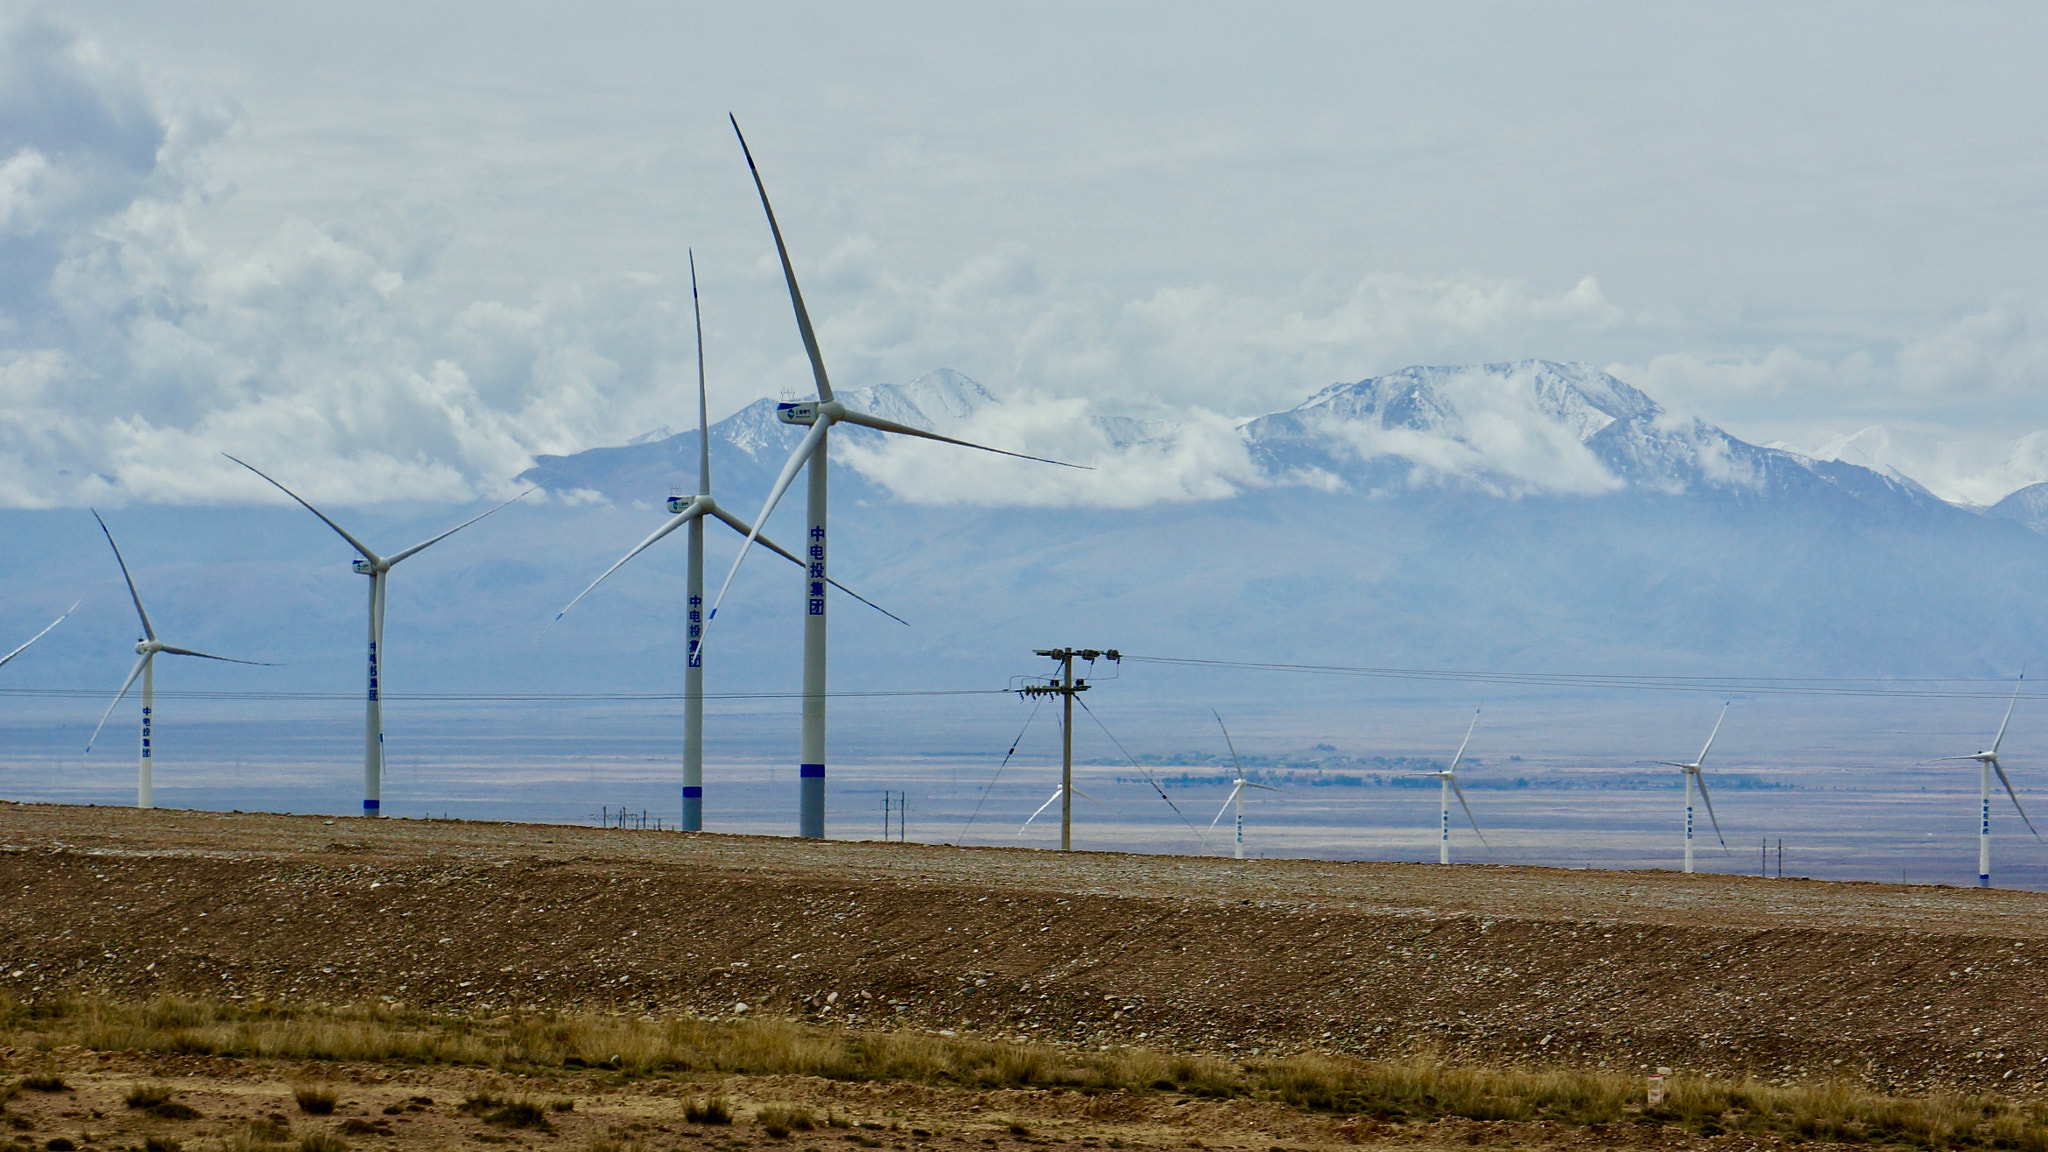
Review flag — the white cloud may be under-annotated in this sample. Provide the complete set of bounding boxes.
[1782,424,2048,507]
[796,237,1630,425]
[1316,365,1625,498]
[1613,303,2048,503]
[836,398,1263,509]
[1896,299,2048,398]
[0,13,1653,511]
[0,19,710,508]
[14,9,2048,513]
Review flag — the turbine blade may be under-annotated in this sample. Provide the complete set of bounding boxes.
[1450,776,1491,848]
[707,506,909,627]
[691,248,711,496]
[556,501,705,621]
[1211,708,1245,782]
[1648,761,1695,769]
[1994,671,2026,756]
[1992,760,2042,841]
[1245,782,1282,792]
[388,489,532,566]
[818,575,910,627]
[85,653,150,753]
[730,115,833,403]
[832,408,1090,470]
[1447,707,1480,775]
[1930,755,1985,763]
[91,510,154,641]
[1205,788,1238,842]
[0,600,79,669]
[1695,769,1729,850]
[157,646,273,666]
[702,418,829,637]
[1018,786,1062,834]
[1070,786,1107,807]
[1696,701,1730,767]
[223,455,381,565]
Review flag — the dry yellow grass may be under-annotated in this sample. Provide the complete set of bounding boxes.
[4,992,2045,1148]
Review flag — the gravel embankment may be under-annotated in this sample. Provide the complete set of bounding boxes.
[2,801,2041,1092]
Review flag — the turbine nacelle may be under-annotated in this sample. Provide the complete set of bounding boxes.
[777,401,821,426]
[667,494,715,515]
[352,558,376,575]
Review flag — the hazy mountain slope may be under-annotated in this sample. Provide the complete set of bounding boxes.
[10,362,2048,731]
[1989,482,2048,536]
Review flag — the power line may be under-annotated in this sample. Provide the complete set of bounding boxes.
[958,695,1042,841]
[1121,655,2045,701]
[0,687,1011,703]
[1075,694,1196,833]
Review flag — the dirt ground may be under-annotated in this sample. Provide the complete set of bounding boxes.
[2,801,2044,1095]
[0,1049,1778,1152]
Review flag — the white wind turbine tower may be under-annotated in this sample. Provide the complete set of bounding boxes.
[703,115,1084,839]
[1205,710,1278,859]
[555,250,905,832]
[1413,708,1489,864]
[84,512,267,808]
[1,601,78,670]
[1933,671,2039,888]
[224,456,526,817]
[1651,702,1732,873]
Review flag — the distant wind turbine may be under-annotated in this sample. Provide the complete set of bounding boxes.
[1,601,79,670]
[1932,671,2039,888]
[1205,709,1279,859]
[1410,708,1489,864]
[85,512,267,808]
[1651,702,1732,873]
[554,250,905,832]
[224,455,527,817]
[1018,782,1100,837]
[701,115,1085,839]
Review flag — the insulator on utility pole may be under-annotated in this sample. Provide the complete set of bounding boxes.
[1020,648,1121,851]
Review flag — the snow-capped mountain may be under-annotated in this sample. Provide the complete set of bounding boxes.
[482,360,2048,680]
[526,359,1959,522]
[519,367,1153,503]
[1990,483,2048,535]
[514,374,978,504]
[1243,361,1945,515]
[14,359,2048,737]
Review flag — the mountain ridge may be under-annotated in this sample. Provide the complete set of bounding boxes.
[524,360,1971,527]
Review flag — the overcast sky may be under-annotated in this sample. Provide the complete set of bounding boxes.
[6,2,2048,506]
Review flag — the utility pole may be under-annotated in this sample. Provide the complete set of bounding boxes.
[1019,648,1120,851]
[880,791,905,841]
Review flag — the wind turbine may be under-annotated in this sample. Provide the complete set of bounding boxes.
[1932,671,2039,888]
[1651,702,1731,873]
[1018,782,1100,837]
[554,250,905,832]
[84,512,266,808]
[1204,709,1278,859]
[701,115,1084,839]
[1,601,78,670]
[1412,708,1489,864]
[224,455,527,817]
